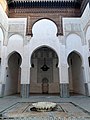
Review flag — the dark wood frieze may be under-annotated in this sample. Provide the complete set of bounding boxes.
[8,1,81,9]
[9,8,80,15]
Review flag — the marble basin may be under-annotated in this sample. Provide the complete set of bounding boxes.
[32,102,56,112]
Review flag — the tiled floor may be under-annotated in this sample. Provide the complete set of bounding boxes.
[0,94,90,119]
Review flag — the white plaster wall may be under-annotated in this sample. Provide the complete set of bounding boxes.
[7,34,23,58]
[66,34,83,59]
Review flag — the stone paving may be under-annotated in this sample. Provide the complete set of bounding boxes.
[0,94,90,120]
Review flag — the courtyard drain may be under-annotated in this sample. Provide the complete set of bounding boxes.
[0,102,90,120]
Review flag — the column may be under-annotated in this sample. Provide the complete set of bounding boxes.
[20,44,30,98]
[59,64,69,97]
[0,46,7,97]
[21,66,30,98]
[83,46,90,96]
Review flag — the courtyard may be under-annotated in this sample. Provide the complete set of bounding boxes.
[0,95,90,120]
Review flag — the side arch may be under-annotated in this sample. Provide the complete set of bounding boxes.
[67,51,85,95]
[5,51,22,96]
[7,51,22,67]
[67,50,83,66]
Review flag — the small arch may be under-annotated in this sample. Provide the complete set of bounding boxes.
[66,32,82,41]
[66,33,82,45]
[8,33,23,39]
[32,19,58,36]
[8,34,23,44]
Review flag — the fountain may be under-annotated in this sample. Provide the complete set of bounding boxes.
[31,102,56,112]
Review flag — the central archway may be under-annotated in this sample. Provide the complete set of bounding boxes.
[30,46,59,94]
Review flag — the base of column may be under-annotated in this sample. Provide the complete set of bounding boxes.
[60,83,69,97]
[85,83,89,96]
[21,84,30,98]
[0,84,5,97]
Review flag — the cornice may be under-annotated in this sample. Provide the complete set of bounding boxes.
[8,1,81,9]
